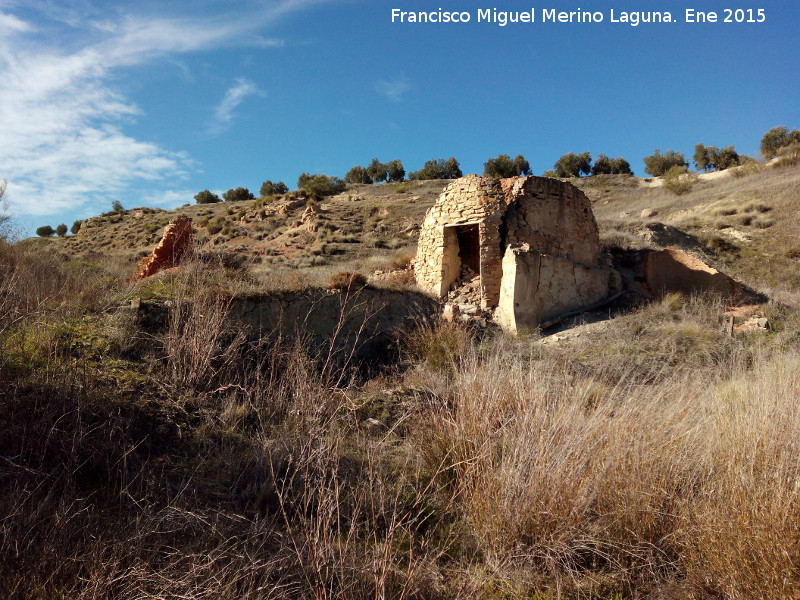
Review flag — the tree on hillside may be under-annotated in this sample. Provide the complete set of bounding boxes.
[386,159,405,182]
[194,189,221,204]
[591,154,633,175]
[36,225,54,237]
[408,157,462,181]
[222,187,255,202]
[297,173,346,196]
[694,144,740,172]
[345,166,372,184]
[484,154,532,178]
[259,180,288,197]
[760,126,800,160]
[366,158,388,183]
[554,152,592,177]
[55,223,68,237]
[444,157,462,179]
[111,200,125,212]
[643,149,688,177]
[70,220,83,235]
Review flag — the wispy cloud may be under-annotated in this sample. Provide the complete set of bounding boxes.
[375,77,412,102]
[0,1,329,218]
[210,77,264,135]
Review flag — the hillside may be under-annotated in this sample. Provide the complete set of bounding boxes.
[28,160,800,298]
[3,161,800,599]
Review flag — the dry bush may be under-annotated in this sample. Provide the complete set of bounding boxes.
[327,270,368,291]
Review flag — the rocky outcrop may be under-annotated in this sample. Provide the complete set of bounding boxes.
[131,216,193,280]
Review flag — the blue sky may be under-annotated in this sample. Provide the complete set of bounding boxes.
[1,0,798,235]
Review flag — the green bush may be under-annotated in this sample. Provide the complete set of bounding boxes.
[259,180,288,197]
[760,126,800,159]
[70,220,83,235]
[483,154,531,178]
[591,154,633,175]
[643,149,688,177]
[296,173,346,196]
[55,224,68,237]
[344,165,372,184]
[408,157,462,180]
[222,187,255,202]
[194,189,221,204]
[554,152,592,177]
[35,225,54,237]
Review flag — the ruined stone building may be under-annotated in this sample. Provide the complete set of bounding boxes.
[415,175,619,333]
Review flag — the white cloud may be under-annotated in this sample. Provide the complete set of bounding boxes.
[0,0,330,218]
[375,77,412,102]
[210,77,264,134]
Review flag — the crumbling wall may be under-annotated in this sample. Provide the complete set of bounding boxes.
[416,175,610,313]
[131,216,193,280]
[500,177,604,266]
[496,244,616,334]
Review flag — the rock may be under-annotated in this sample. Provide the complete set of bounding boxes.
[130,216,193,280]
[442,303,460,322]
[640,208,658,219]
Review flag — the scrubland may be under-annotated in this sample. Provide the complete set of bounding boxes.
[3,162,800,599]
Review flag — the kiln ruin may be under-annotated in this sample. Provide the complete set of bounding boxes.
[415,175,619,333]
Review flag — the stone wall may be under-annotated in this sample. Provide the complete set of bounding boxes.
[415,175,506,308]
[495,244,616,334]
[415,175,608,312]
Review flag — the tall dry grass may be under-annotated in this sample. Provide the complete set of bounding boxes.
[409,323,800,597]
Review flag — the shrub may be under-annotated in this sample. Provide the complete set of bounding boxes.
[35,225,54,237]
[326,271,367,291]
[366,158,388,183]
[297,173,346,196]
[694,144,740,171]
[55,224,68,237]
[222,187,255,202]
[206,217,226,235]
[408,157,462,180]
[259,180,288,197]
[194,189,221,204]
[643,149,688,177]
[70,220,83,235]
[483,154,531,178]
[591,154,633,175]
[662,165,697,195]
[760,125,800,159]
[553,151,592,177]
[111,200,125,212]
[386,159,405,182]
[344,165,372,184]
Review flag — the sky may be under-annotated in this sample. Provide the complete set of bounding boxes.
[1,0,798,235]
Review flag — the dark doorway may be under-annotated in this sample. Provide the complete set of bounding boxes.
[454,224,480,275]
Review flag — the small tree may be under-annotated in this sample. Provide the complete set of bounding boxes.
[593,154,634,175]
[366,158,388,183]
[484,153,531,178]
[444,157,462,179]
[760,126,800,160]
[345,165,372,184]
[55,223,68,237]
[716,146,740,171]
[111,200,125,212]
[386,159,405,182]
[693,144,713,172]
[36,225,54,237]
[222,187,255,202]
[259,180,288,197]
[70,220,83,235]
[663,165,697,195]
[554,152,592,177]
[643,149,688,177]
[297,173,346,196]
[194,189,221,204]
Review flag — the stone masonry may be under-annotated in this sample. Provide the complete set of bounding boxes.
[415,175,616,330]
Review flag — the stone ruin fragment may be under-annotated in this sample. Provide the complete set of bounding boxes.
[130,216,194,280]
[415,175,619,333]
